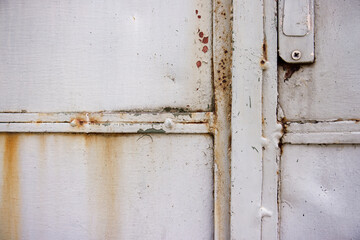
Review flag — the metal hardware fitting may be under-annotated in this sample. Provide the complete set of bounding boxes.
[279,0,315,63]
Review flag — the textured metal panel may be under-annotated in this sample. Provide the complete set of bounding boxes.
[279,0,360,120]
[280,145,360,240]
[0,133,213,239]
[0,0,212,112]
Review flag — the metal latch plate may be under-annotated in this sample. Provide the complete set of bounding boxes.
[279,0,315,63]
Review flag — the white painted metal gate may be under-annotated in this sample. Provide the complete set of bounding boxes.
[1,0,360,240]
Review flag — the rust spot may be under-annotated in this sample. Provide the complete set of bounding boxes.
[196,61,202,68]
[195,10,198,14]
[202,37,209,44]
[0,134,20,240]
[199,32,204,38]
[202,46,209,53]
[262,39,268,61]
[198,15,201,19]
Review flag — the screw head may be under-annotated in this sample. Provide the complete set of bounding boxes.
[291,50,302,60]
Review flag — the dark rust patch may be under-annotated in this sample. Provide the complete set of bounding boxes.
[282,63,301,82]
[262,39,268,61]
[0,134,20,240]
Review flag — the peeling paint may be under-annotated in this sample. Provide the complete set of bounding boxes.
[137,128,166,134]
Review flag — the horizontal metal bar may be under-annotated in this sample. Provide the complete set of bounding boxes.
[0,112,213,134]
[283,121,360,144]
[0,122,210,134]
[0,112,212,123]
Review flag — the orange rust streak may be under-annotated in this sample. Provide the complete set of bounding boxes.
[85,135,120,238]
[0,134,20,240]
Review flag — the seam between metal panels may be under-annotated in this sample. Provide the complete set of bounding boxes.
[0,112,214,134]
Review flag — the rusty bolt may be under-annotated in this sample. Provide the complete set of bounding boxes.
[291,50,302,61]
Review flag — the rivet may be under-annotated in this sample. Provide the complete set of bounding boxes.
[164,118,174,129]
[70,119,78,127]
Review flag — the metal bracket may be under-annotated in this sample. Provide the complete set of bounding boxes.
[278,0,315,63]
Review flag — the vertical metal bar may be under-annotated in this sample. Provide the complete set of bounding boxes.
[231,0,264,239]
[213,0,233,239]
[261,0,283,239]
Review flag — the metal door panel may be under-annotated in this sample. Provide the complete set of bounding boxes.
[0,0,212,112]
[279,0,360,121]
[0,133,213,239]
[280,145,360,240]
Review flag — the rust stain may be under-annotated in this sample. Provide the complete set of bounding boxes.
[0,134,20,240]
[262,39,268,61]
[196,61,202,68]
[85,134,121,238]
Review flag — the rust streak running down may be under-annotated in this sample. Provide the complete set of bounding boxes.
[0,134,20,240]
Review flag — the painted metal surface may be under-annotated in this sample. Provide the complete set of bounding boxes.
[283,120,360,144]
[231,0,265,239]
[0,0,213,112]
[280,145,360,240]
[2,0,359,239]
[279,0,360,120]
[0,112,213,134]
[231,1,282,239]
[213,0,232,239]
[0,133,214,239]
[278,1,360,240]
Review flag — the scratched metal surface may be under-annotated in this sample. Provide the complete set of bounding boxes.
[0,133,214,240]
[0,0,212,112]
